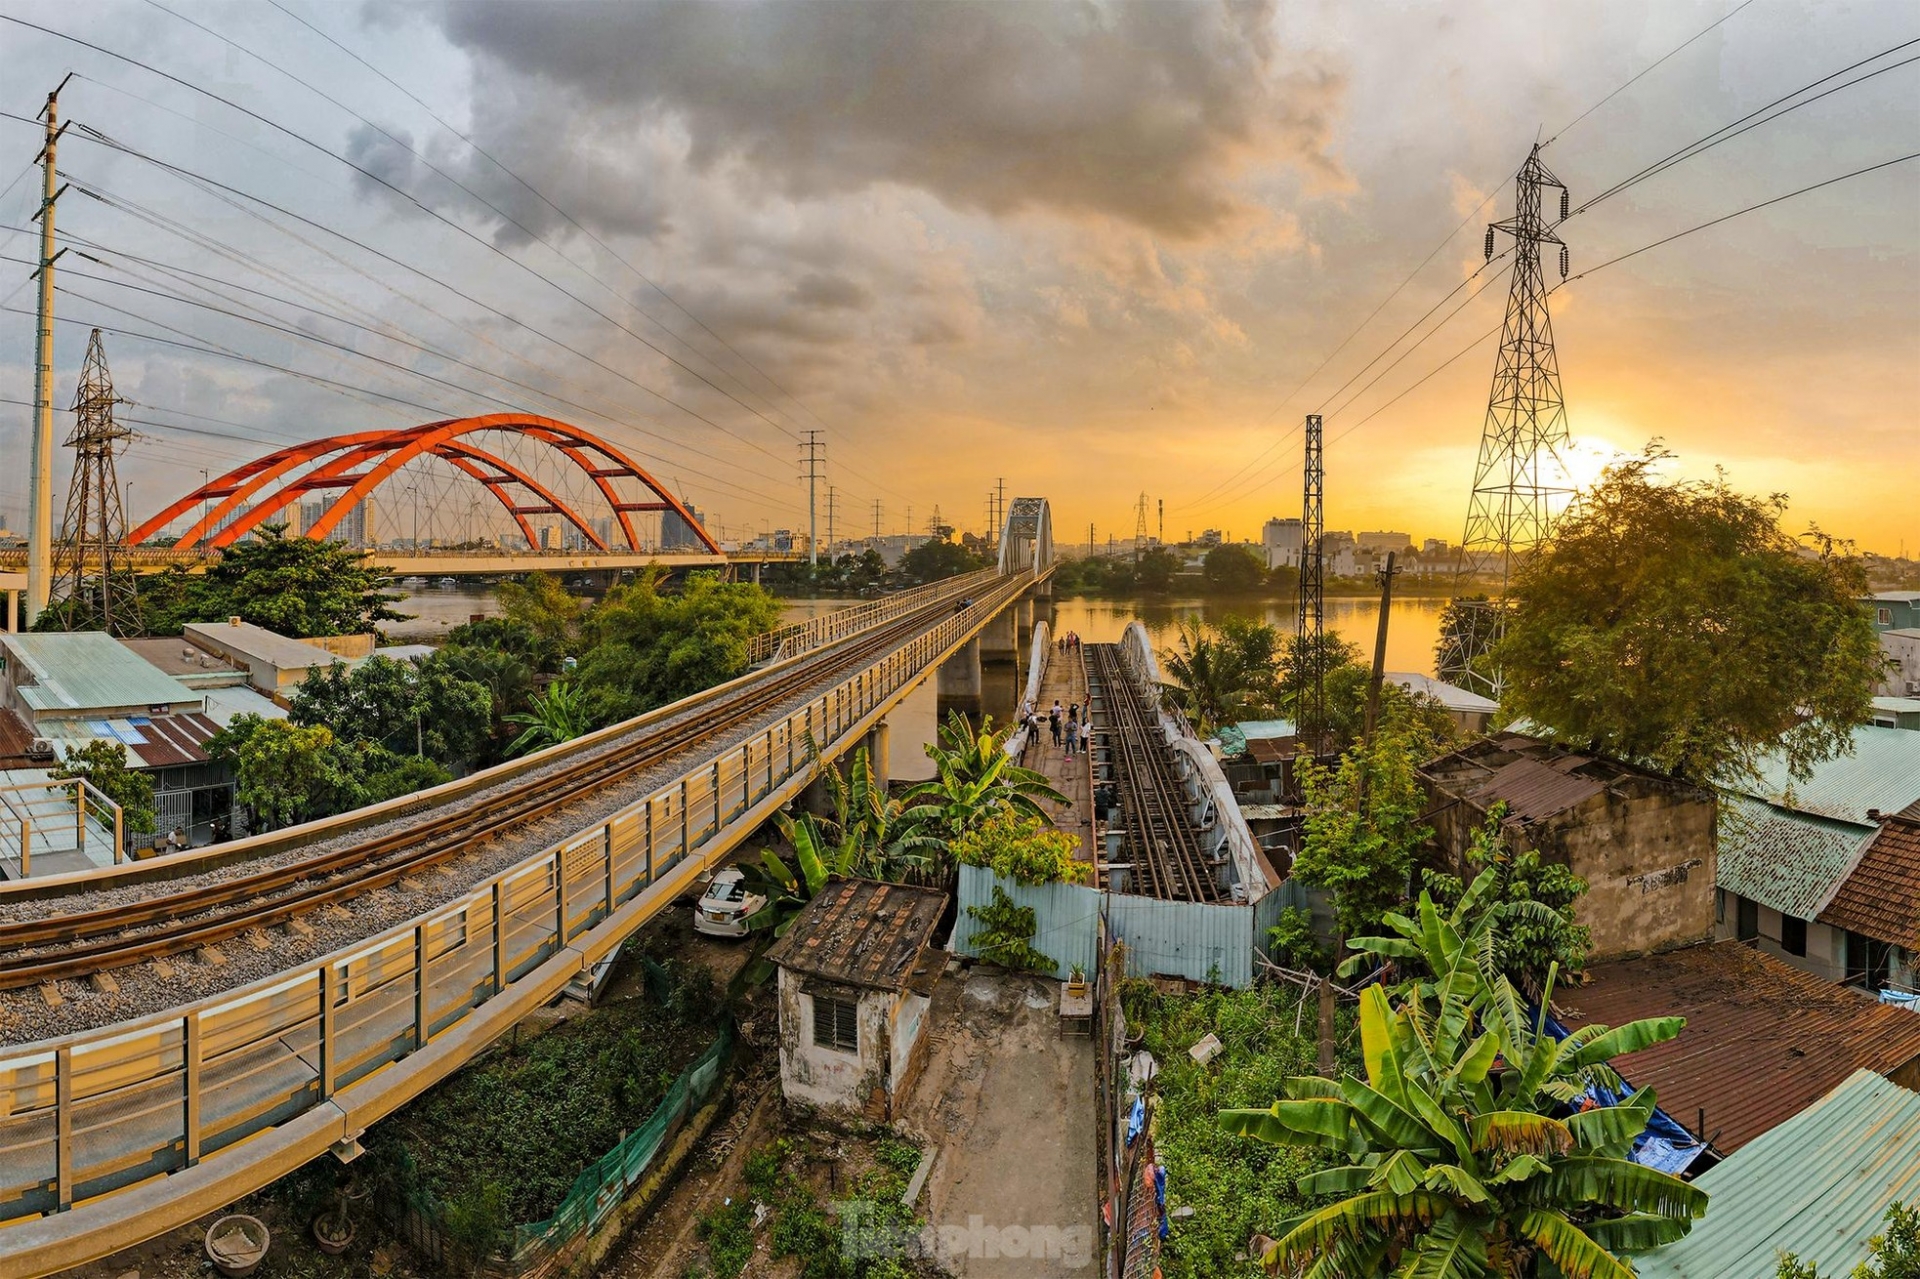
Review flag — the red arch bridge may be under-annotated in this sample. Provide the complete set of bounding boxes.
[67,415,811,576]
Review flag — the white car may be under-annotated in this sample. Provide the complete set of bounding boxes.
[692,868,767,938]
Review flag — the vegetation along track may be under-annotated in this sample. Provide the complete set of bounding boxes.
[0,578,1028,989]
[1085,643,1221,903]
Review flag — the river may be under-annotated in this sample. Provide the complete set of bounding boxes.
[379,583,1445,782]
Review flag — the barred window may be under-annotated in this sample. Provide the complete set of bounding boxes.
[812,995,859,1053]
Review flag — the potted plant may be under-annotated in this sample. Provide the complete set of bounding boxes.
[311,1185,356,1255]
[1065,963,1089,998]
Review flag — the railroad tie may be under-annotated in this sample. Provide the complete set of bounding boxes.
[244,929,273,952]
[37,981,61,1009]
[89,971,119,995]
[149,957,175,981]
[284,917,315,939]
[197,945,228,967]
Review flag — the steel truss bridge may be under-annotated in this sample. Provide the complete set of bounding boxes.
[0,501,1053,1276]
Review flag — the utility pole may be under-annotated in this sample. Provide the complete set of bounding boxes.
[1363,552,1401,747]
[993,477,1006,550]
[26,75,73,627]
[1088,522,1095,558]
[800,429,824,567]
[1157,498,1164,548]
[1297,413,1326,753]
[1445,145,1573,696]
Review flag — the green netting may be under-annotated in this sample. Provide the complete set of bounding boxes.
[509,1015,735,1267]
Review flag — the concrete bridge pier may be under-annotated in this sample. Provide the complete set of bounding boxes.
[980,606,1018,665]
[1013,596,1033,651]
[937,636,983,719]
[863,719,890,791]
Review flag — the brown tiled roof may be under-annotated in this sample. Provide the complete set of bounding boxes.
[764,878,948,992]
[127,713,221,768]
[1820,817,1920,949]
[1559,941,1920,1153]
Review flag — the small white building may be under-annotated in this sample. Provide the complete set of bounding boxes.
[764,878,947,1121]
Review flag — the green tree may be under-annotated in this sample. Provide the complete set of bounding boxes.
[432,643,537,761]
[208,716,361,832]
[1496,449,1881,784]
[1161,615,1286,735]
[1136,546,1181,593]
[1278,631,1366,749]
[289,656,492,770]
[1202,544,1267,594]
[1777,1201,1919,1278]
[1224,894,1706,1277]
[898,537,991,584]
[574,571,780,724]
[742,810,861,939]
[136,524,406,637]
[904,712,1068,846]
[503,682,593,757]
[821,745,945,882]
[496,573,586,662]
[51,740,156,835]
[445,616,562,676]
[950,810,1086,885]
[1290,726,1435,940]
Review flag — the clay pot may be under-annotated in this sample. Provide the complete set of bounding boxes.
[205,1213,270,1277]
[312,1209,356,1256]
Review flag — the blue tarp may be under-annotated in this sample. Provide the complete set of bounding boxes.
[1540,1010,1709,1175]
[1879,988,1920,1012]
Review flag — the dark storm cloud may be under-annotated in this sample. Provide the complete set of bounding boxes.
[425,0,1344,240]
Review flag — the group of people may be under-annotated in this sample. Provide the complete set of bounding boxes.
[1017,696,1091,761]
[1056,631,1085,653]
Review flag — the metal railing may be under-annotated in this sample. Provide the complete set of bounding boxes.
[0,570,1036,1265]
[0,780,123,878]
[747,567,1000,665]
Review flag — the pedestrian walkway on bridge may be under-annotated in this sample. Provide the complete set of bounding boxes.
[1013,635,1095,866]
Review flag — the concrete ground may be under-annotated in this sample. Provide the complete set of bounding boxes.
[899,967,1098,1277]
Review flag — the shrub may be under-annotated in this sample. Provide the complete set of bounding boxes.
[965,886,1056,973]
[950,811,1084,885]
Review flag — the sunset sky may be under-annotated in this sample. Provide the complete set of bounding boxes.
[0,0,1914,554]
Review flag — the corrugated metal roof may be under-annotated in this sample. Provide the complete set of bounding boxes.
[1384,671,1498,714]
[1718,794,1872,921]
[1633,1069,1920,1278]
[30,712,221,768]
[2,632,195,715]
[765,878,947,992]
[1736,725,1920,826]
[1234,719,1297,741]
[201,685,288,727]
[1561,942,1920,1155]
[1820,817,1920,949]
[1421,732,1699,826]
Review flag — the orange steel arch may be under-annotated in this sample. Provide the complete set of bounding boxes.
[129,415,721,554]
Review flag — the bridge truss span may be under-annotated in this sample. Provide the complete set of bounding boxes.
[126,415,721,555]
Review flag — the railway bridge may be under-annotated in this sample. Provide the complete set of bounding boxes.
[0,501,1054,1276]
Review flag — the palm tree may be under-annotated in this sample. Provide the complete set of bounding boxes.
[904,711,1068,843]
[1222,882,1706,1277]
[502,681,593,757]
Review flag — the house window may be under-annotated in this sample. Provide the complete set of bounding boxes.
[1879,608,1893,625]
[812,995,859,1053]
[1781,915,1807,957]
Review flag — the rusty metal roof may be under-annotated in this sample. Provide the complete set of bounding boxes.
[1560,941,1920,1154]
[1419,732,1694,825]
[764,878,948,992]
[1718,794,1873,922]
[1820,816,1920,949]
[1632,1069,1920,1278]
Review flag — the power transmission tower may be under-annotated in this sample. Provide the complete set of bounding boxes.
[871,499,882,541]
[1297,413,1326,752]
[824,484,838,557]
[993,477,1006,549]
[1133,492,1149,562]
[25,74,73,626]
[799,429,824,567]
[1444,144,1573,696]
[1157,498,1164,547]
[52,329,142,634]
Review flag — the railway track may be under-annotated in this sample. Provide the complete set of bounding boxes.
[0,576,1027,989]
[1086,643,1221,903]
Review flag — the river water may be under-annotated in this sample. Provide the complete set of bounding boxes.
[380,583,1444,782]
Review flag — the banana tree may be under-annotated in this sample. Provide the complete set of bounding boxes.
[905,711,1067,841]
[502,680,593,757]
[1222,958,1705,1277]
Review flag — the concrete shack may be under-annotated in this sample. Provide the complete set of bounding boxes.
[764,878,947,1121]
[1420,733,1715,960]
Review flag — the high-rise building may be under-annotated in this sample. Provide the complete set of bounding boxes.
[661,503,706,550]
[336,498,375,549]
[1262,517,1303,570]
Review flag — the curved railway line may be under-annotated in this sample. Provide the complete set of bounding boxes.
[1085,643,1221,903]
[0,576,1022,990]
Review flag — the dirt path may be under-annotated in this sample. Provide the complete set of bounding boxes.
[899,969,1097,1276]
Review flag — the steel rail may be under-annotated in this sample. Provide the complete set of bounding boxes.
[1086,644,1220,903]
[0,580,1018,985]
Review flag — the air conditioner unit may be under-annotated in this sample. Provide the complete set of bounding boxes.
[26,737,56,760]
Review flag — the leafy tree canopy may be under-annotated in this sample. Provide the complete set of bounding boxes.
[51,740,156,834]
[136,525,406,638]
[574,570,781,724]
[289,655,492,770]
[1778,1201,1919,1279]
[898,537,992,584]
[1290,724,1437,940]
[1421,803,1592,997]
[1497,449,1880,783]
[904,712,1068,850]
[950,810,1087,885]
[1161,615,1287,736]
[1202,544,1267,594]
[496,573,585,663]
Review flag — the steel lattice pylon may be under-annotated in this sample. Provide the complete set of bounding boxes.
[1445,145,1572,695]
[1297,413,1325,748]
[51,328,142,635]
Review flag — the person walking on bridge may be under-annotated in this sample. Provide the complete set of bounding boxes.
[1049,701,1063,746]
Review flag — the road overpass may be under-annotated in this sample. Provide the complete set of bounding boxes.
[0,504,1053,1276]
